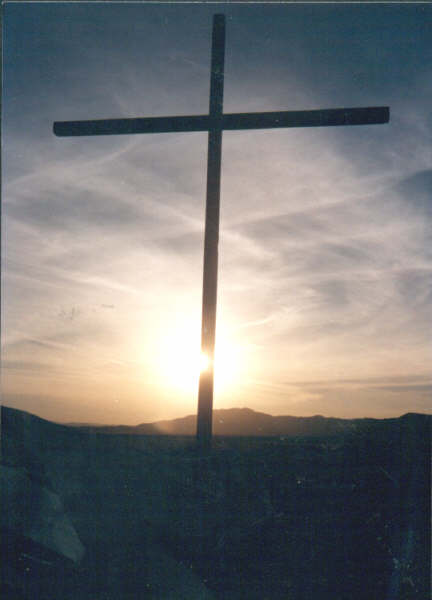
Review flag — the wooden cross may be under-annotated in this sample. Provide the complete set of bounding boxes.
[54,14,389,451]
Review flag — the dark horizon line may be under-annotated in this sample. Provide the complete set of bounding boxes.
[1,403,428,429]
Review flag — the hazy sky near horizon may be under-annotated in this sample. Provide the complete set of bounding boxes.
[2,2,432,424]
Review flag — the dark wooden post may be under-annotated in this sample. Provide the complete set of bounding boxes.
[197,14,225,452]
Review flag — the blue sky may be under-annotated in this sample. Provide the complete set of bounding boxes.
[2,2,431,424]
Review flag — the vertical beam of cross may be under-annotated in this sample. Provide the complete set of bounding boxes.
[196,15,225,451]
[53,14,389,452]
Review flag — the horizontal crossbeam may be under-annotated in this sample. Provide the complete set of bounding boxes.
[53,106,389,137]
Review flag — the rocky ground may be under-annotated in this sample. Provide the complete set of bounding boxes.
[1,406,430,599]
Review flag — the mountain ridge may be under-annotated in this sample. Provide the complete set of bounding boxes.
[3,405,428,437]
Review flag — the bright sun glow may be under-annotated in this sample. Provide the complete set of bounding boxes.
[151,316,243,397]
[199,352,210,372]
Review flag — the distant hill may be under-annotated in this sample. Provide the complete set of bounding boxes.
[60,406,431,437]
[2,404,430,439]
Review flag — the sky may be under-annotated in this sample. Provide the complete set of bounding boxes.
[2,2,432,424]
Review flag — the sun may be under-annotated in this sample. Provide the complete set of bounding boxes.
[199,352,211,372]
[150,316,242,397]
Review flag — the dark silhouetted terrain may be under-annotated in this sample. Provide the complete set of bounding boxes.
[1,405,430,599]
[68,407,361,436]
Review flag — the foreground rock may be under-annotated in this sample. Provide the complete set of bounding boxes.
[1,406,217,599]
[1,463,85,599]
[1,464,85,563]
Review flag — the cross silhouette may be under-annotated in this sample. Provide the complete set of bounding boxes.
[54,14,389,451]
